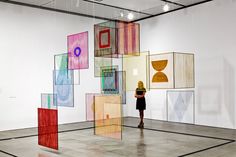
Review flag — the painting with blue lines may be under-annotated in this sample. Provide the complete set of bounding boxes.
[53,70,74,107]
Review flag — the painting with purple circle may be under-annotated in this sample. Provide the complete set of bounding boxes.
[67,31,88,70]
[74,47,81,57]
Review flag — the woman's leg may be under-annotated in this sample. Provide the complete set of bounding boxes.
[140,110,144,124]
[138,110,142,127]
[139,110,142,123]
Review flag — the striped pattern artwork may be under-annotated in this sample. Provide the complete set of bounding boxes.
[117,22,140,56]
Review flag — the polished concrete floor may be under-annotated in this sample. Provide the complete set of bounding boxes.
[1,117,236,157]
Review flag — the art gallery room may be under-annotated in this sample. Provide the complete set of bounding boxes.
[1,0,236,156]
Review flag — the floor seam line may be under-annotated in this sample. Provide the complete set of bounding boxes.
[123,125,235,142]
[0,149,18,157]
[178,141,235,157]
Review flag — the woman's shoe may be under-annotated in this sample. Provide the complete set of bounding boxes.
[138,122,142,128]
[140,122,144,129]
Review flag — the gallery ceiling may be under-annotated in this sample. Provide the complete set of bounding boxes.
[0,0,213,22]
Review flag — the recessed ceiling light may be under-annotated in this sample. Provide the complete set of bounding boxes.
[163,4,170,12]
[127,12,134,20]
[120,12,124,17]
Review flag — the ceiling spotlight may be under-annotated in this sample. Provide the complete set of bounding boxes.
[120,12,124,18]
[163,4,170,12]
[127,12,134,20]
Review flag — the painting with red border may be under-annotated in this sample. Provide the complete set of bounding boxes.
[94,21,118,58]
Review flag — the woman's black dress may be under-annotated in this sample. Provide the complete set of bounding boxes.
[136,88,146,110]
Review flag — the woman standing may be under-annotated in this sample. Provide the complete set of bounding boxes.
[135,81,146,128]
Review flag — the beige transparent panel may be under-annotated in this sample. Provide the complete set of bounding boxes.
[94,95,122,140]
[174,53,194,88]
[123,52,150,91]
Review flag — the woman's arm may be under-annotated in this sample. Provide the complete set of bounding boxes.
[134,91,141,98]
[139,91,146,98]
[134,93,140,98]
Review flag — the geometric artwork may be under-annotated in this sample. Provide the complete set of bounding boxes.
[152,60,168,82]
[54,53,68,70]
[41,93,57,109]
[123,52,150,91]
[68,31,89,69]
[167,90,194,124]
[94,21,117,58]
[149,53,174,89]
[38,108,58,150]
[117,22,140,56]
[99,29,110,49]
[100,68,126,104]
[94,95,122,139]
[101,69,118,93]
[149,52,194,89]
[101,66,119,94]
[94,57,112,77]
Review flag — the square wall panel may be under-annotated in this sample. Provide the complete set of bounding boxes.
[38,108,58,150]
[167,91,194,124]
[174,53,194,88]
[94,95,122,140]
[94,22,117,58]
[123,52,150,91]
[68,31,89,69]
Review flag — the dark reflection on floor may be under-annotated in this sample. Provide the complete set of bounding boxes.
[136,129,147,157]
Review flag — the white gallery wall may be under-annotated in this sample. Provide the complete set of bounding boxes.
[0,2,108,131]
[127,0,236,129]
